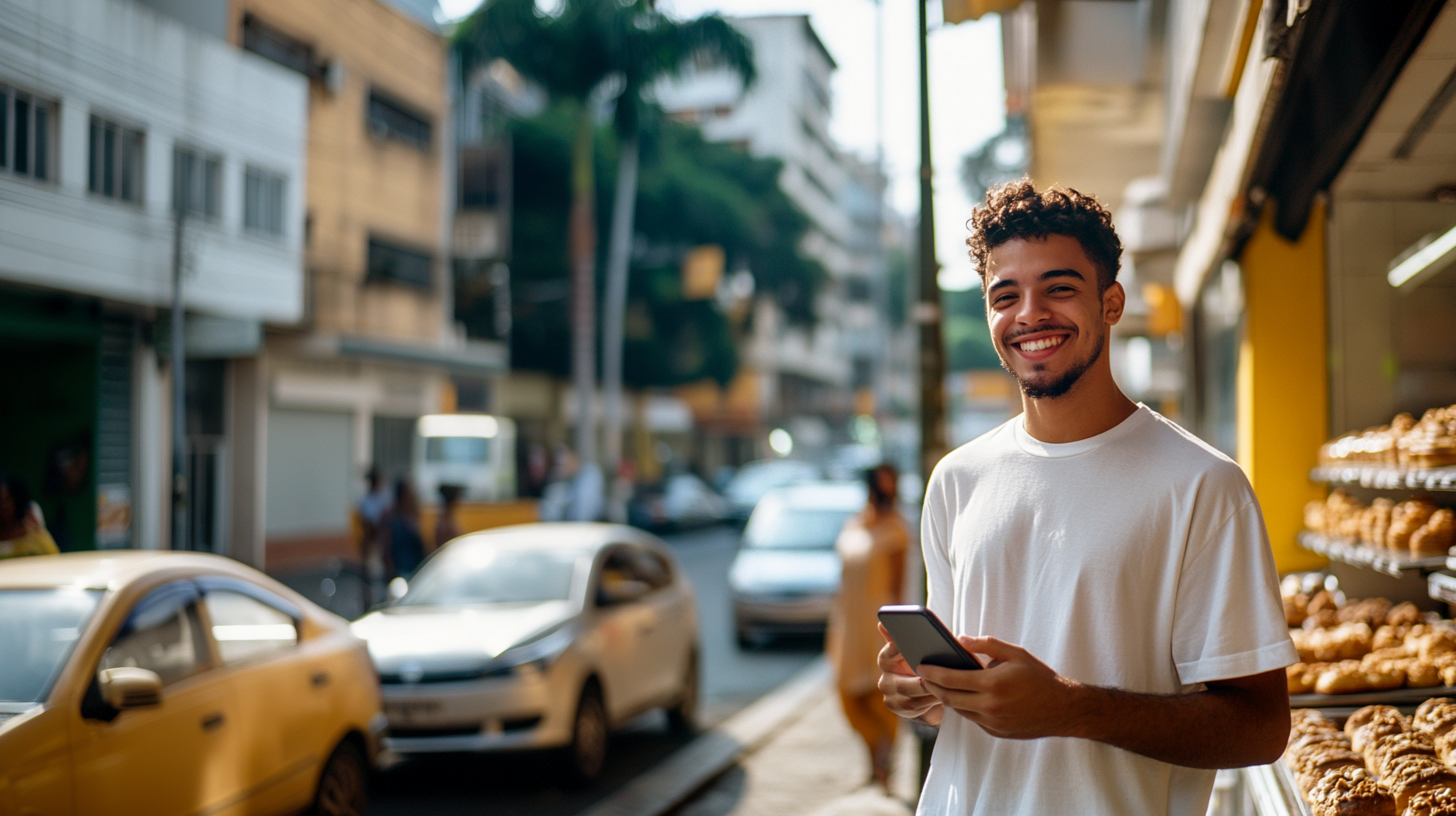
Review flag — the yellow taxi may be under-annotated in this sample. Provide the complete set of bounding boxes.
[0,551,385,816]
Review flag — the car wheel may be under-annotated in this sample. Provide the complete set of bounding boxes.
[666,650,699,733]
[561,682,608,786]
[309,740,368,816]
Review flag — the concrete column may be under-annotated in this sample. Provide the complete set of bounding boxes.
[228,356,268,569]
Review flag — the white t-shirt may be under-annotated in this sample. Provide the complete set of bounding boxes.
[916,404,1297,816]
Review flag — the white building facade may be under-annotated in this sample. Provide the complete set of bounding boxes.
[0,0,306,563]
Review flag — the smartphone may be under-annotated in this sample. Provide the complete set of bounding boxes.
[877,605,983,672]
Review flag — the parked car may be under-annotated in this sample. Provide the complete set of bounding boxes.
[628,473,730,531]
[721,459,824,522]
[350,523,698,785]
[0,551,384,816]
[729,482,866,648]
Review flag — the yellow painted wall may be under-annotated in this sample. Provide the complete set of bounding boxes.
[229,0,447,343]
[1237,203,1329,573]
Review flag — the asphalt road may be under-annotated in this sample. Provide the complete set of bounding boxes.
[369,523,822,816]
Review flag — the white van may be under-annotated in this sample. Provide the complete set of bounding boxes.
[413,414,518,502]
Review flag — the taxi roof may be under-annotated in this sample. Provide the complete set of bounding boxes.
[0,550,262,591]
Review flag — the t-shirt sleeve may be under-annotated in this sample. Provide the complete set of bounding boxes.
[1171,495,1298,685]
[922,467,956,622]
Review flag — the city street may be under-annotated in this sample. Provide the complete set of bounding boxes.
[370,523,822,816]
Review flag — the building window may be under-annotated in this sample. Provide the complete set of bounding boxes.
[172,145,222,219]
[367,236,433,289]
[242,14,317,77]
[367,91,432,150]
[0,84,56,182]
[244,166,285,236]
[89,116,144,203]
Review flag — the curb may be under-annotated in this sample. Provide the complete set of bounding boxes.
[579,657,832,816]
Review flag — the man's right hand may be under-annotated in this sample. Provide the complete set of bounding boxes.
[877,622,944,726]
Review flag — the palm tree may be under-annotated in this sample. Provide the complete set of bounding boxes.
[457,0,753,518]
[601,8,754,520]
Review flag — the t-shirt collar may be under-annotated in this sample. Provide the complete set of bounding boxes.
[1012,403,1151,459]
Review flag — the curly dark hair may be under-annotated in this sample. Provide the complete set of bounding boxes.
[966,180,1123,291]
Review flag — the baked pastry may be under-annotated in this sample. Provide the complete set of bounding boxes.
[1404,786,1456,816]
[1365,731,1436,777]
[1375,624,1414,652]
[1307,769,1397,816]
[1349,706,1409,752]
[1391,500,1439,551]
[1404,659,1444,688]
[1362,499,1395,549]
[1294,708,1343,737]
[1384,758,1456,812]
[1412,509,1456,555]
[1318,661,1373,695]
[1388,602,1425,627]
[1288,663,1319,694]
[1342,598,1395,627]
[1287,593,1311,627]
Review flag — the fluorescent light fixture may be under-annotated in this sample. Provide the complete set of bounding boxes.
[418,414,499,438]
[1388,225,1456,289]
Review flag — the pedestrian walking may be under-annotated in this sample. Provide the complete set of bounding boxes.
[358,465,393,603]
[877,181,1295,816]
[387,479,426,580]
[826,463,908,788]
[0,474,59,560]
[434,483,463,550]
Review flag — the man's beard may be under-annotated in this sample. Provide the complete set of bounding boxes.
[1001,327,1106,400]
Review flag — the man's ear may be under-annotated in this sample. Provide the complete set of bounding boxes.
[1103,281,1126,325]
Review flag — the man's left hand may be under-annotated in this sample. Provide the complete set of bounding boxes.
[917,636,1086,740]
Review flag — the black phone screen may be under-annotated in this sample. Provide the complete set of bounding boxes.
[877,604,983,672]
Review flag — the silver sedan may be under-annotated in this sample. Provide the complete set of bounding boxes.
[350,523,698,785]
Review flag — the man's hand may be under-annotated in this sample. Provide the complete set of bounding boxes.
[917,636,1084,740]
[876,623,943,726]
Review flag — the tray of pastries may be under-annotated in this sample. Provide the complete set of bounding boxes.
[1304,492,1455,564]
[1286,593,1456,706]
[1319,406,1456,470]
[1282,703,1456,816]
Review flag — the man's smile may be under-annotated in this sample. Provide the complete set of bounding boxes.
[1007,331,1072,360]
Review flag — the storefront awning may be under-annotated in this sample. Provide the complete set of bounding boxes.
[333,335,508,375]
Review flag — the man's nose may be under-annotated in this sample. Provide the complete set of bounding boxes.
[1015,291,1052,324]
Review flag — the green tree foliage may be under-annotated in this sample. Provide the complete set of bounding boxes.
[507,104,822,388]
[942,286,1003,372]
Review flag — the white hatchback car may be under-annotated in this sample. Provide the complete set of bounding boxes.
[350,523,698,784]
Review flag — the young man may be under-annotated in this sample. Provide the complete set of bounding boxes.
[878,181,1296,815]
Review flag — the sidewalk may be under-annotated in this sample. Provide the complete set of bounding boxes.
[582,658,918,816]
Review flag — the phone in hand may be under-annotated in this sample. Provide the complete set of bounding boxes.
[877,604,983,672]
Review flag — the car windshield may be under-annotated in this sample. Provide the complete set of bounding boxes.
[0,588,103,703]
[727,463,816,498]
[744,504,857,549]
[425,436,490,464]
[399,547,581,606]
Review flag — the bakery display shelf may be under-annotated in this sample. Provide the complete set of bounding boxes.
[1310,465,1456,491]
[1431,571,1456,604]
[1243,762,1310,816]
[1289,685,1456,709]
[1298,532,1447,577]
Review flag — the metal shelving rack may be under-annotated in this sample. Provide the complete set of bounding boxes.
[1310,466,1456,492]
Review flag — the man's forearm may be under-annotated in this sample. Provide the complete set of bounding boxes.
[1062,679,1289,769]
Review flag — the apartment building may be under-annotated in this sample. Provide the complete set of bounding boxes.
[225,0,507,570]
[0,0,307,561]
[657,15,887,464]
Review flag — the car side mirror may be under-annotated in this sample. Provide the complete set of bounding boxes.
[99,667,163,710]
[388,577,409,601]
[599,579,651,606]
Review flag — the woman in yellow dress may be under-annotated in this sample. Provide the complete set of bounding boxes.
[0,475,59,560]
[826,463,908,788]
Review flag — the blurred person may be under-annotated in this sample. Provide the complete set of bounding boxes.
[0,473,58,560]
[876,181,1293,816]
[358,465,393,603]
[826,463,908,788]
[387,479,426,580]
[434,484,464,550]
[539,446,576,522]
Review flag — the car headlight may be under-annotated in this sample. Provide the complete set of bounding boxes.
[495,623,575,673]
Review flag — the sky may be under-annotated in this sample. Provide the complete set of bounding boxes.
[437,0,1007,290]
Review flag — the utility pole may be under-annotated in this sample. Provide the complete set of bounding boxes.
[171,206,188,551]
[916,0,947,484]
